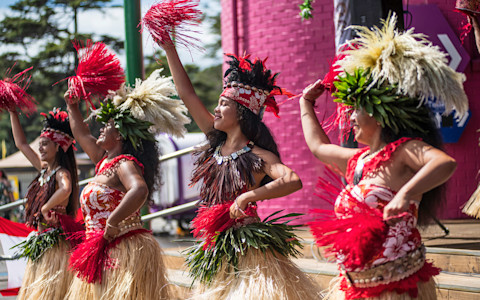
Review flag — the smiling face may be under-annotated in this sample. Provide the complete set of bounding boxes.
[213,97,240,132]
[96,119,122,149]
[38,137,59,163]
[350,107,382,145]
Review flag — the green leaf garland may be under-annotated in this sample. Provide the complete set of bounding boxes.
[332,68,431,134]
[184,211,304,285]
[13,227,64,262]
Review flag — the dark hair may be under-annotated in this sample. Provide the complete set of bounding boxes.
[0,169,7,180]
[54,146,79,217]
[380,106,444,226]
[122,139,162,204]
[201,102,280,186]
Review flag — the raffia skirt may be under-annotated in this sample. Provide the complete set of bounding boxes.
[190,248,322,300]
[65,232,170,300]
[17,240,72,300]
[324,277,437,300]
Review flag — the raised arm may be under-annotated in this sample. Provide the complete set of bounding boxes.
[161,44,214,134]
[103,161,148,240]
[9,110,42,171]
[230,149,303,218]
[65,93,105,164]
[383,140,457,218]
[300,80,357,174]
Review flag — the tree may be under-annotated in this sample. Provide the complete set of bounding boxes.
[0,0,122,155]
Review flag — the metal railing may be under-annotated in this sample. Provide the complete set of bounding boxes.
[0,145,199,219]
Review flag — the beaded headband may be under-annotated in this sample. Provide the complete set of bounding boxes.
[40,128,75,152]
[220,81,271,115]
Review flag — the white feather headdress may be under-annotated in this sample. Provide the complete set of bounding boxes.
[112,69,190,137]
[337,13,469,117]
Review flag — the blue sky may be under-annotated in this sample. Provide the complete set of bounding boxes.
[0,0,221,68]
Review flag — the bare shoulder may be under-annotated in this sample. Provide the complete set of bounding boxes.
[251,146,281,164]
[56,168,72,180]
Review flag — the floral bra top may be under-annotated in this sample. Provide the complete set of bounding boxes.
[80,155,144,232]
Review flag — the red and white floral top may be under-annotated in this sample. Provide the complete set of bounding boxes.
[80,155,143,233]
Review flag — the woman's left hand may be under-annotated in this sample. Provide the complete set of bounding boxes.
[229,195,248,219]
[103,221,120,241]
[383,192,412,224]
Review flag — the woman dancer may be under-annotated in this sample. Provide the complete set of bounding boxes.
[160,39,321,299]
[301,15,468,299]
[64,69,189,300]
[9,108,78,299]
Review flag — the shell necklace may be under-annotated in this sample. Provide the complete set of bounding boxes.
[213,141,254,165]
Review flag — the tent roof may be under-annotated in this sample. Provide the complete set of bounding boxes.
[0,137,92,169]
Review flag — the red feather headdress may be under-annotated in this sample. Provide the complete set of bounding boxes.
[0,64,36,114]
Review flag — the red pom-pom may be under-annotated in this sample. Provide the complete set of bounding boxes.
[309,200,389,270]
[142,0,203,50]
[61,40,125,109]
[191,202,257,249]
[0,64,36,114]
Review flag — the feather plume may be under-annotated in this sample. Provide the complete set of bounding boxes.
[64,40,125,109]
[0,65,36,114]
[337,13,469,117]
[142,0,202,50]
[113,69,190,137]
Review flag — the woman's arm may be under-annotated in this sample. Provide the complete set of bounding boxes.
[9,110,42,171]
[41,169,72,224]
[65,94,106,164]
[469,15,480,53]
[300,80,357,174]
[229,149,302,218]
[103,161,149,240]
[383,140,457,219]
[162,44,214,134]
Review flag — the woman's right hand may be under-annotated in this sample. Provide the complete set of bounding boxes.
[64,90,80,104]
[301,79,325,104]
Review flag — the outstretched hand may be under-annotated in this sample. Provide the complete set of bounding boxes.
[302,79,325,104]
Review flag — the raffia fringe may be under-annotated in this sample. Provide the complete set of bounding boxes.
[324,276,437,300]
[17,240,72,300]
[190,248,322,300]
[462,184,480,218]
[65,232,173,300]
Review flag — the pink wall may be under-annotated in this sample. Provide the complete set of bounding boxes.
[221,0,480,221]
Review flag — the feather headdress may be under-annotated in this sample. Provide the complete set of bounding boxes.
[336,13,468,117]
[95,69,190,150]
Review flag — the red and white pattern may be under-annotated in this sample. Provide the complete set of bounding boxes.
[0,217,35,296]
[40,128,75,152]
[221,86,268,115]
[80,182,139,233]
[334,183,420,271]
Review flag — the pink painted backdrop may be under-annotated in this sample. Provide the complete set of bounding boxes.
[221,0,480,222]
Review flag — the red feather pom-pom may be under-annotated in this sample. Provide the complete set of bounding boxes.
[191,202,257,249]
[309,200,389,270]
[0,65,36,114]
[63,40,125,109]
[142,0,203,50]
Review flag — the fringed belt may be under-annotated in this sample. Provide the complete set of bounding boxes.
[117,215,143,235]
[342,245,426,288]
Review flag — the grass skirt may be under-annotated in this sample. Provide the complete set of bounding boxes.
[17,240,72,300]
[463,183,480,218]
[324,276,437,300]
[191,248,322,300]
[65,232,170,300]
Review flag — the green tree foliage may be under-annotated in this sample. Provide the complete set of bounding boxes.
[0,0,122,155]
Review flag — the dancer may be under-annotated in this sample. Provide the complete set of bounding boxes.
[0,169,14,219]
[9,108,78,299]
[159,38,322,299]
[64,69,189,300]
[301,15,468,299]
